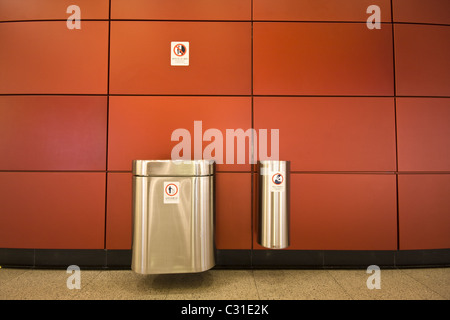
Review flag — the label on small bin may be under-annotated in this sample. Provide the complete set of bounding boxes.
[270,172,285,192]
[164,182,180,204]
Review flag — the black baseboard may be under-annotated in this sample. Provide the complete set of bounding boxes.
[1,248,449,269]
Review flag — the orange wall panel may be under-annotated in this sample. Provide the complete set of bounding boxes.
[109,21,251,95]
[0,96,107,171]
[108,96,252,172]
[0,0,109,21]
[0,172,106,249]
[106,172,252,250]
[254,97,396,172]
[253,22,394,96]
[106,173,132,250]
[111,0,251,20]
[395,25,450,97]
[393,0,450,25]
[1,0,448,255]
[215,173,252,249]
[254,0,391,22]
[287,174,397,250]
[397,98,450,172]
[398,174,450,250]
[0,21,108,94]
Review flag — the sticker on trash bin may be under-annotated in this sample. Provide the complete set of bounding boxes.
[164,182,180,204]
[270,172,285,192]
[171,42,189,66]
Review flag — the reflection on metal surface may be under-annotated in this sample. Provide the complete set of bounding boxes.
[133,159,214,177]
[258,160,290,250]
[132,160,215,275]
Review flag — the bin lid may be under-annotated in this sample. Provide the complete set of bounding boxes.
[132,160,214,177]
[258,160,290,175]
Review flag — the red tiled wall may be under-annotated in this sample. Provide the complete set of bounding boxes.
[0,172,105,249]
[0,96,107,171]
[253,0,391,22]
[108,96,251,172]
[398,175,450,250]
[106,173,132,250]
[286,174,397,250]
[0,21,108,94]
[111,0,251,21]
[397,98,450,172]
[0,1,449,252]
[392,0,450,25]
[0,0,109,21]
[253,22,394,96]
[394,24,450,97]
[253,97,396,172]
[109,22,251,95]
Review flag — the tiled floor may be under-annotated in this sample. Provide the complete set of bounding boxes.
[0,267,449,300]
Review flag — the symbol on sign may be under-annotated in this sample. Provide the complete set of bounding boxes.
[272,173,284,185]
[165,183,178,196]
[173,44,186,57]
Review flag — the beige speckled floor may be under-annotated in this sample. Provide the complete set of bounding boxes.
[0,267,448,300]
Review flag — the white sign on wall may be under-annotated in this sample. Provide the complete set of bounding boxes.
[171,41,189,66]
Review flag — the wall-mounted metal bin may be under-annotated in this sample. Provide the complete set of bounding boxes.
[258,160,290,249]
[131,160,215,274]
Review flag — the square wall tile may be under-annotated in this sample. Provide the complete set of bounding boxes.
[287,174,397,250]
[111,0,251,20]
[393,0,450,25]
[0,21,108,94]
[110,21,251,95]
[397,98,450,172]
[0,96,107,171]
[0,172,106,249]
[253,97,396,172]
[0,0,109,21]
[398,174,450,250]
[395,24,450,97]
[253,0,391,22]
[108,96,252,172]
[253,22,394,96]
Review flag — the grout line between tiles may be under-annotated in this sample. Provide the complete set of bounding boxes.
[1,20,448,28]
[250,0,255,268]
[103,0,112,250]
[391,0,401,252]
[251,270,262,300]
[398,268,448,300]
[2,93,450,98]
[0,268,32,285]
[75,269,104,294]
[325,269,355,300]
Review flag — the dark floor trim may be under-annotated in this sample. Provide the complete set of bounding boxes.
[0,248,34,268]
[215,249,252,268]
[1,248,449,269]
[34,249,107,269]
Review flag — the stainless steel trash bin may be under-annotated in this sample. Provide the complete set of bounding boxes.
[131,160,215,274]
[258,160,290,249]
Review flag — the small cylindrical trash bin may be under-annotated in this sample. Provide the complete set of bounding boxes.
[131,160,215,274]
[258,160,290,249]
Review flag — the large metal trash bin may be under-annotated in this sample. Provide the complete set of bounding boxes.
[258,160,290,249]
[131,160,215,274]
